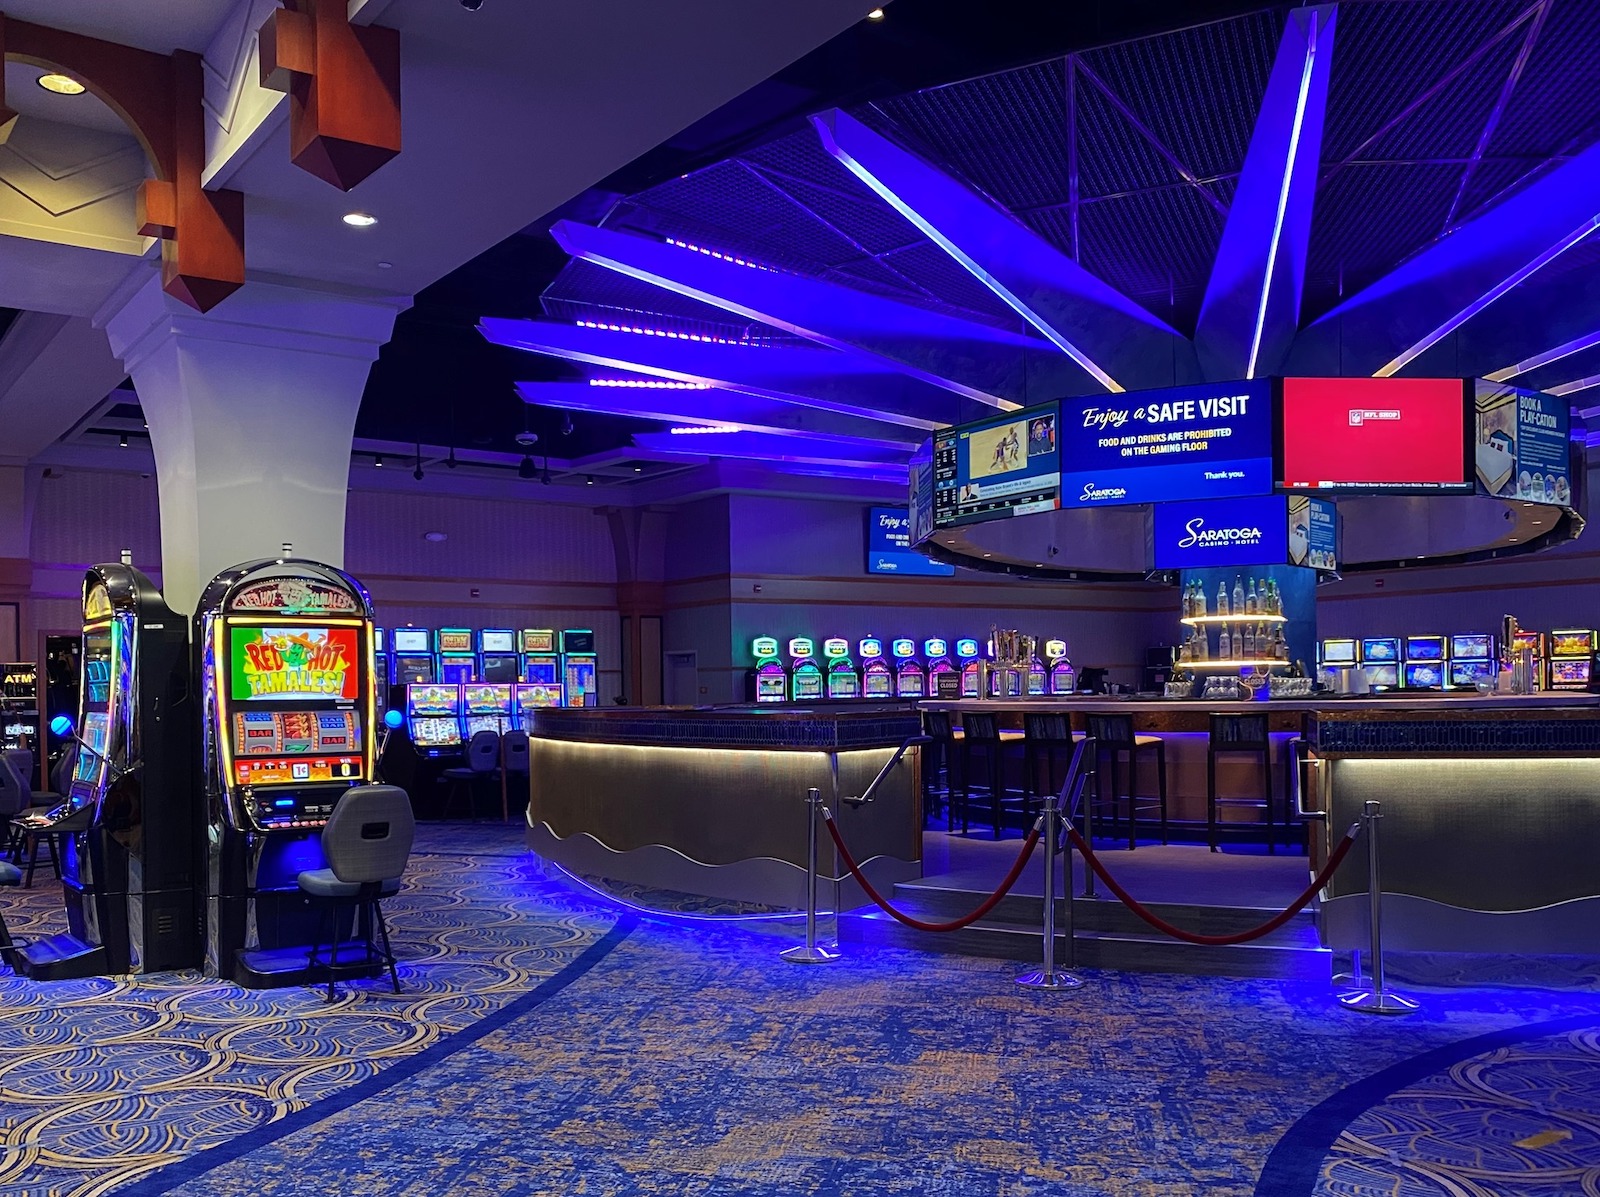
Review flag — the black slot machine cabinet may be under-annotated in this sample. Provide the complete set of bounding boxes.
[197,558,378,988]
[11,562,198,979]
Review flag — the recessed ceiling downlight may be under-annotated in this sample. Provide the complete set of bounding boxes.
[342,211,378,228]
[38,74,86,95]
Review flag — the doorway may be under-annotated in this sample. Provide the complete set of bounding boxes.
[663,651,699,707]
[42,633,81,787]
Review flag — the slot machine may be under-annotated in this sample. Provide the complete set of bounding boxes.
[1045,639,1076,695]
[823,638,859,700]
[1402,635,1447,689]
[197,558,377,988]
[925,638,957,698]
[514,682,563,728]
[437,627,476,684]
[1319,638,1357,675]
[788,638,824,702]
[373,627,393,712]
[407,684,464,756]
[1548,629,1597,690]
[956,638,982,697]
[391,626,436,687]
[560,629,598,707]
[519,629,564,706]
[462,682,514,738]
[477,629,520,684]
[1448,632,1497,689]
[751,636,788,704]
[1511,629,1547,689]
[1358,637,1400,691]
[9,562,198,980]
[1026,644,1048,696]
[859,638,893,699]
[892,638,925,698]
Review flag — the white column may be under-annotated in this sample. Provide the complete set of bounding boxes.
[99,271,407,614]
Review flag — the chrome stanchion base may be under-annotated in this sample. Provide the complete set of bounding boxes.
[780,943,841,964]
[1015,969,1083,990]
[1337,988,1419,1015]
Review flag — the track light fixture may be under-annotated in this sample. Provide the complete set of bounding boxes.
[373,454,384,468]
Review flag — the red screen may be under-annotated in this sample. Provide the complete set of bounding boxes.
[1279,377,1468,491]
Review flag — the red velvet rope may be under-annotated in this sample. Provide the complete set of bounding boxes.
[1065,825,1361,946]
[824,813,1041,933]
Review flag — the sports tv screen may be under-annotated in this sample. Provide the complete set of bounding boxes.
[1278,377,1472,493]
[932,403,1061,527]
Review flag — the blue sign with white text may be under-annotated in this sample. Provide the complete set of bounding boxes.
[1288,495,1338,570]
[1059,379,1273,509]
[1153,495,1289,571]
[867,507,955,577]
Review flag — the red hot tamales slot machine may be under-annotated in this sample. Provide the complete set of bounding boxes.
[9,563,198,980]
[197,559,377,987]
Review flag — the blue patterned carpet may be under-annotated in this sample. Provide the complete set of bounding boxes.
[0,824,1594,1196]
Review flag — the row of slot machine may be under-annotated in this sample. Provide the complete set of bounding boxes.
[7,555,392,991]
[403,682,551,757]
[1317,628,1599,690]
[749,636,1077,703]
[374,626,598,706]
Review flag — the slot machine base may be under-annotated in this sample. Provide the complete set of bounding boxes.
[213,890,380,989]
[5,934,110,982]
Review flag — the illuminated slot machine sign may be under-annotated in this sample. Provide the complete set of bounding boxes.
[225,624,366,791]
[956,639,982,697]
[823,638,859,700]
[892,638,925,698]
[407,684,463,753]
[752,637,787,704]
[462,683,514,737]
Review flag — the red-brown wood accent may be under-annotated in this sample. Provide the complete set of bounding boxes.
[0,15,245,312]
[262,0,401,191]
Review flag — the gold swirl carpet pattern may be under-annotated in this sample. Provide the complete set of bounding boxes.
[0,827,614,1197]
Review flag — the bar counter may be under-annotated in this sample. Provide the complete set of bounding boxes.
[925,693,1600,957]
[525,705,925,907]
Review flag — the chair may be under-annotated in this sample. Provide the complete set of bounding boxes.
[502,730,530,816]
[1022,713,1079,824]
[296,784,415,1001]
[1207,714,1277,853]
[439,730,500,819]
[958,713,1025,838]
[1085,714,1168,849]
[920,711,960,828]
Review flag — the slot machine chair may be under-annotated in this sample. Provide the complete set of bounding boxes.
[502,730,530,816]
[297,784,415,1001]
[440,730,502,819]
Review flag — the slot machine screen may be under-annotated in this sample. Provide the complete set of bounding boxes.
[1451,660,1495,688]
[1360,638,1399,664]
[1321,639,1357,666]
[1404,636,1445,661]
[481,656,520,683]
[1403,662,1444,688]
[392,628,430,653]
[481,631,516,653]
[410,718,461,749]
[1551,659,1592,687]
[1551,630,1595,656]
[71,711,110,795]
[1366,664,1399,689]
[228,626,360,702]
[1451,634,1492,659]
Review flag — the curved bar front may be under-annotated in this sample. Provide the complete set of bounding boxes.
[525,706,925,908]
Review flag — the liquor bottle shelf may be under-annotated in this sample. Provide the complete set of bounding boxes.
[1180,614,1287,626]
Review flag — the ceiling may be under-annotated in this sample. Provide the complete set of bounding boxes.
[435,0,1600,481]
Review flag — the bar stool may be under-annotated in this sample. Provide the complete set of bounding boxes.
[958,712,1024,838]
[1085,714,1168,849]
[1207,714,1276,853]
[1022,713,1079,820]
[920,711,960,829]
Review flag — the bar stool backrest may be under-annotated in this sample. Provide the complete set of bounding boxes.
[962,712,1002,743]
[922,711,955,741]
[0,754,26,818]
[1023,713,1072,743]
[1209,714,1270,748]
[1085,714,1134,747]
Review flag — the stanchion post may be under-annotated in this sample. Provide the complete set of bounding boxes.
[1016,791,1083,990]
[781,787,840,964]
[1338,800,1417,1015]
[1080,744,1097,899]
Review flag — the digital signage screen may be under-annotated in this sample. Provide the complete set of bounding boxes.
[1059,379,1272,509]
[1278,377,1472,493]
[932,403,1060,527]
[867,506,955,576]
[1287,495,1338,571]
[1152,495,1288,571]
[1473,381,1572,507]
